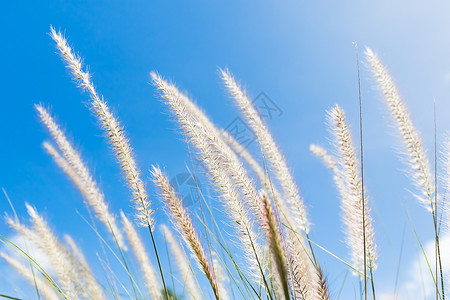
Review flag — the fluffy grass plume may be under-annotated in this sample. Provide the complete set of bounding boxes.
[151,166,220,299]
[259,193,290,299]
[6,204,106,299]
[24,204,80,299]
[49,27,153,228]
[315,266,331,300]
[327,105,377,275]
[161,224,202,300]
[286,231,318,300]
[221,129,267,186]
[50,27,171,297]
[43,142,85,190]
[121,211,162,300]
[366,48,435,211]
[367,47,445,299]
[36,104,125,249]
[63,234,106,299]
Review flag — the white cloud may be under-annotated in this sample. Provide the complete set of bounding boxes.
[1,233,54,275]
[443,71,450,85]
[380,233,450,300]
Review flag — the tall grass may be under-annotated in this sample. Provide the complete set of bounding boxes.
[1,27,447,300]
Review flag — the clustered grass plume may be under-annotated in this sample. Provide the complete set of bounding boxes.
[1,26,448,300]
[151,72,266,285]
[6,204,105,299]
[220,68,309,235]
[221,69,321,299]
[315,266,330,300]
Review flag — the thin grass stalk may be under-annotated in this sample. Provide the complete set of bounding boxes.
[355,43,370,300]
[434,102,444,300]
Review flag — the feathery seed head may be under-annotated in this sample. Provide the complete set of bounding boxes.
[366,47,435,212]
[309,144,338,170]
[151,166,220,299]
[221,68,310,234]
[160,224,201,300]
[121,211,162,299]
[37,106,126,249]
[258,193,290,299]
[50,28,154,228]
[0,252,60,300]
[23,204,82,298]
[327,105,377,275]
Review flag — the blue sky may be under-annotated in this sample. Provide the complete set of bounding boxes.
[2,1,450,299]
